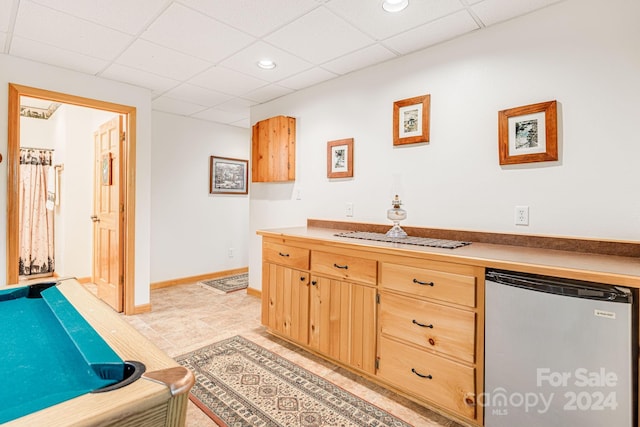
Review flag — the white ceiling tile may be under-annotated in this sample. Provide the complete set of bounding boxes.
[10,36,109,74]
[265,7,374,64]
[116,39,212,81]
[326,0,465,40]
[220,41,313,82]
[164,83,233,107]
[100,63,179,93]
[322,44,398,75]
[278,67,338,90]
[28,0,167,35]
[0,32,7,50]
[191,108,248,124]
[383,10,480,55]
[141,3,255,63]
[14,1,133,59]
[242,84,294,103]
[180,0,321,37]
[0,0,15,31]
[215,98,258,114]
[152,96,207,116]
[189,66,269,96]
[472,0,565,26]
[229,117,250,129]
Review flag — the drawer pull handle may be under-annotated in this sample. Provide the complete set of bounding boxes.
[411,368,432,379]
[278,252,290,257]
[413,278,434,286]
[412,319,433,328]
[333,263,349,270]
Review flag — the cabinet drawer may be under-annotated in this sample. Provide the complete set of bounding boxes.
[379,293,475,363]
[380,263,476,307]
[378,336,476,420]
[311,251,377,285]
[263,242,309,270]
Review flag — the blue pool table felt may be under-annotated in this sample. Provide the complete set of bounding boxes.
[0,285,125,423]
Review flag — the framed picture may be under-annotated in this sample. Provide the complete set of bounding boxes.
[498,100,558,165]
[209,156,248,194]
[393,94,430,146]
[101,153,112,186]
[327,138,354,178]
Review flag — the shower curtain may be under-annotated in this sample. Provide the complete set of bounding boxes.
[19,148,55,277]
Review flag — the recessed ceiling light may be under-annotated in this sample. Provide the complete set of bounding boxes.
[257,59,276,70]
[382,0,409,13]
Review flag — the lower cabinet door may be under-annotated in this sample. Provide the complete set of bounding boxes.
[377,335,477,420]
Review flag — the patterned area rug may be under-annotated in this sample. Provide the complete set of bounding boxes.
[176,335,411,427]
[200,273,248,293]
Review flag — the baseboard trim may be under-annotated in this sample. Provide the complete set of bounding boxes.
[151,267,249,290]
[246,287,261,298]
[130,303,152,314]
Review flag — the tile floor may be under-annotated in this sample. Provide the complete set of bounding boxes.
[120,282,464,427]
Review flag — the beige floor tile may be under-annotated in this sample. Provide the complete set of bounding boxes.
[121,282,463,427]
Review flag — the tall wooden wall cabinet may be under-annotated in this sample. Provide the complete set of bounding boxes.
[252,115,296,182]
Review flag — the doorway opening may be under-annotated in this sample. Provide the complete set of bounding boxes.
[7,83,137,314]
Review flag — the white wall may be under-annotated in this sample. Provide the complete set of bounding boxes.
[0,54,153,307]
[249,0,640,290]
[150,112,249,283]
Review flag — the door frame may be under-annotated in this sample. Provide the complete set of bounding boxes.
[7,83,137,314]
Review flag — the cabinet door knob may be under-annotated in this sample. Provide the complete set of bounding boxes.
[413,278,434,286]
[300,276,306,281]
[311,280,317,286]
[411,368,432,379]
[412,319,433,328]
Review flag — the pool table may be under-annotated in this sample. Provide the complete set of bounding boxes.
[1,278,194,426]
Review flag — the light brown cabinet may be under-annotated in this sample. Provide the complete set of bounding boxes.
[259,236,484,425]
[251,115,296,182]
[377,260,483,423]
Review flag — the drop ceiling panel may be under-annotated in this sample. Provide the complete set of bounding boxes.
[180,0,323,37]
[164,83,233,107]
[28,0,168,35]
[0,0,14,31]
[10,36,109,74]
[191,107,248,124]
[189,66,269,97]
[322,44,398,75]
[116,39,212,81]
[265,7,374,64]
[383,10,480,55]
[152,96,207,116]
[220,41,313,82]
[141,3,256,63]
[278,67,338,90]
[101,63,180,94]
[471,0,564,26]
[326,0,466,40]
[14,1,133,59]
[242,84,295,104]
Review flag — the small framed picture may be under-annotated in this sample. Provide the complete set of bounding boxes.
[393,94,430,146]
[498,100,558,165]
[209,156,248,194]
[327,138,354,178]
[101,153,112,186]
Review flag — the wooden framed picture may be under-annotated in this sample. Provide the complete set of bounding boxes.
[209,156,248,194]
[101,153,112,186]
[498,100,558,165]
[327,138,354,178]
[393,94,430,146]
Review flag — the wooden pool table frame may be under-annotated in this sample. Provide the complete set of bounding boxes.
[4,278,194,427]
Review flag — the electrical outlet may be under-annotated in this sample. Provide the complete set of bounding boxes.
[345,202,354,217]
[228,248,235,258]
[515,206,529,226]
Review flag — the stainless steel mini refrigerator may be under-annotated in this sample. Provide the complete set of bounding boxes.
[484,269,637,427]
